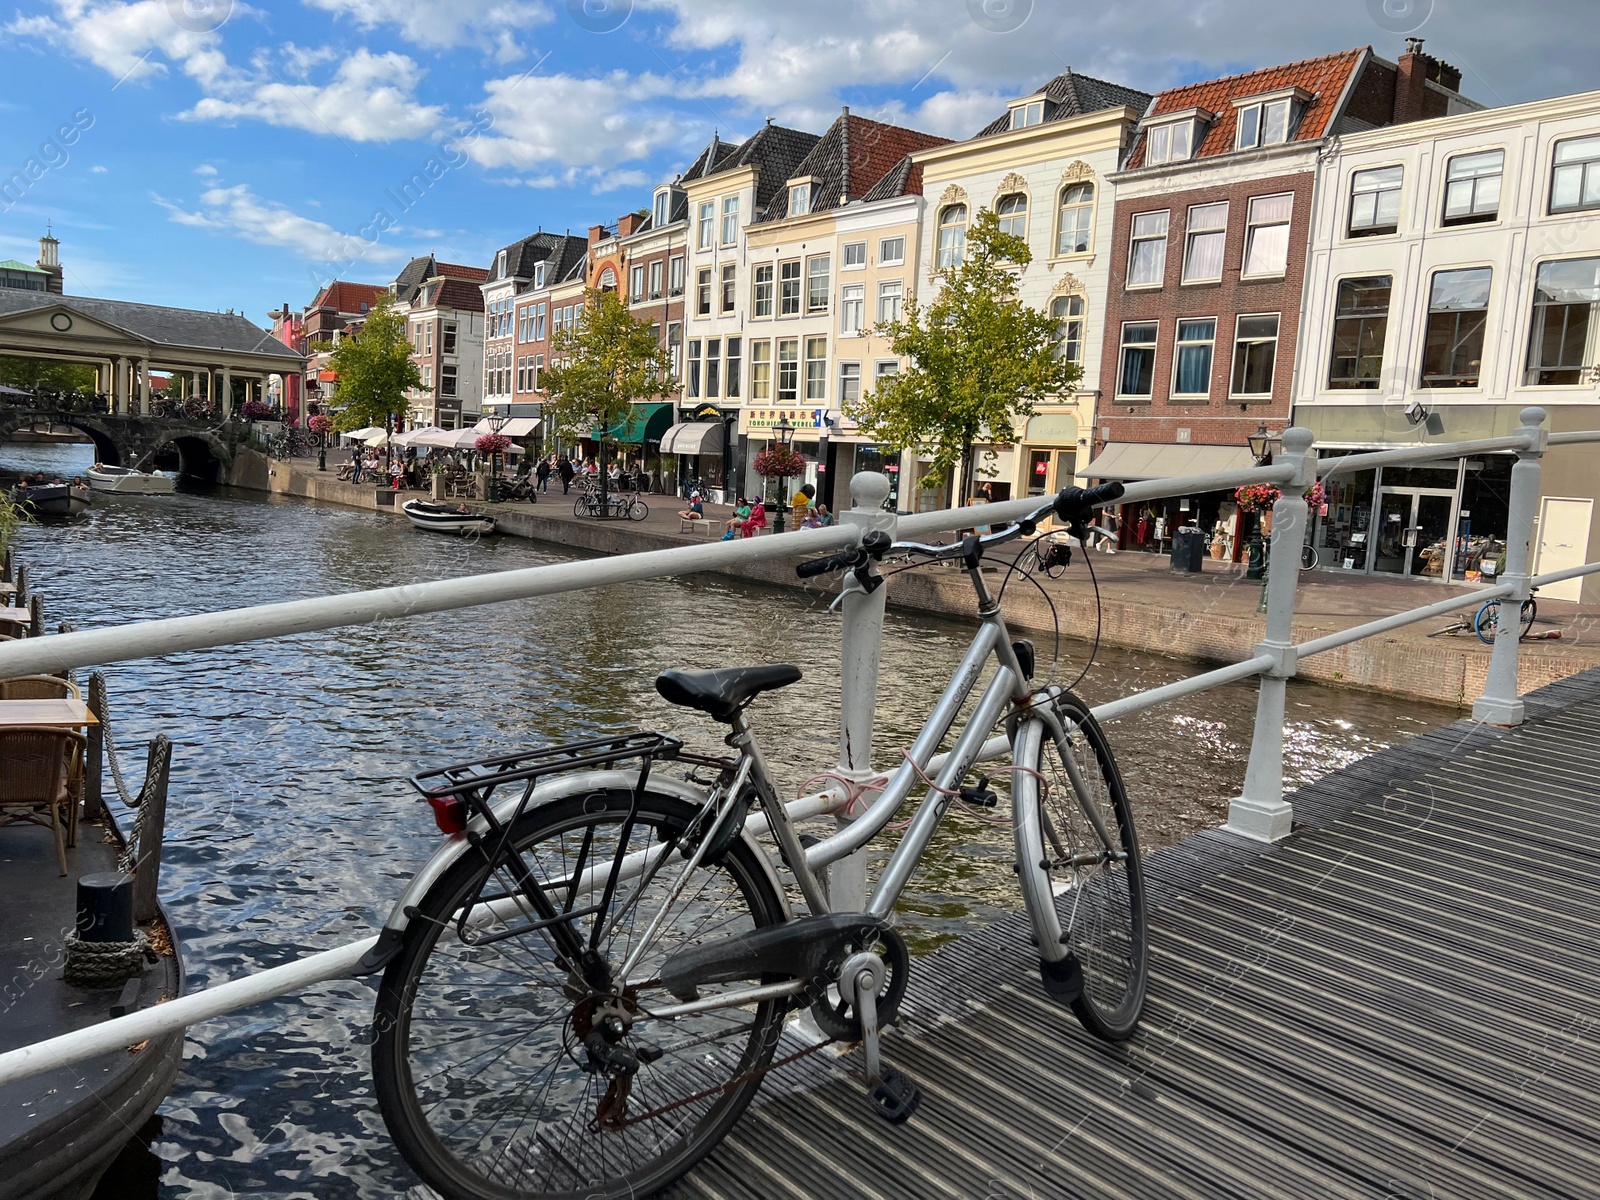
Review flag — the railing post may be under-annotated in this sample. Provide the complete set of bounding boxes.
[1473,406,1548,726]
[829,470,896,911]
[1226,426,1315,843]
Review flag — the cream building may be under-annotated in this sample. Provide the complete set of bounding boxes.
[910,70,1152,508]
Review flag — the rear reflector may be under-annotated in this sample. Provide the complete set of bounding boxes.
[427,795,468,834]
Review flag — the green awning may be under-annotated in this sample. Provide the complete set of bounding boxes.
[594,402,673,445]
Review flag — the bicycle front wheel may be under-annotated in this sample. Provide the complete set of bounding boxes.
[1474,600,1502,645]
[1013,690,1147,1040]
[373,790,787,1200]
[628,499,649,522]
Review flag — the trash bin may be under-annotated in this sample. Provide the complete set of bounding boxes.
[1171,525,1205,573]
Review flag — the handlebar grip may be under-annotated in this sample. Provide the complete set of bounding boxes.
[796,552,850,579]
[1053,481,1125,523]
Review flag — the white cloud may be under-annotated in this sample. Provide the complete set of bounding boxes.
[5,0,226,86]
[468,70,686,178]
[90,164,109,173]
[302,0,551,61]
[155,181,410,266]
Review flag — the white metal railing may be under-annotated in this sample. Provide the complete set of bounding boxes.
[2,407,1599,1090]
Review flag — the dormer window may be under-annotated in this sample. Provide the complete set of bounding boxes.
[1233,88,1310,151]
[653,189,670,228]
[533,262,546,289]
[789,180,812,216]
[496,250,507,277]
[1010,99,1045,130]
[1143,109,1211,166]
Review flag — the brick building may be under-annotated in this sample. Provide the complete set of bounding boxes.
[298,279,386,411]
[1091,43,1478,559]
[391,255,489,430]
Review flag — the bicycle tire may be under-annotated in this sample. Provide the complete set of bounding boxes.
[1474,600,1502,645]
[1012,690,1148,1040]
[574,497,590,518]
[1300,543,1317,571]
[1520,598,1537,639]
[628,499,649,522]
[373,790,787,1200]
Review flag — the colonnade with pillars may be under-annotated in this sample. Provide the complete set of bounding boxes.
[93,358,275,418]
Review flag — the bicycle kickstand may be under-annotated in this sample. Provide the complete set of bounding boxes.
[843,952,922,1125]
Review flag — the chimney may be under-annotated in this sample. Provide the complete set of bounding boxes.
[616,212,645,237]
[588,223,608,244]
[1394,38,1430,125]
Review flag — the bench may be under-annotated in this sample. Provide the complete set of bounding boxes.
[680,517,714,537]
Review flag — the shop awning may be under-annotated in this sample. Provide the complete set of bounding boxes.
[659,421,726,456]
[1084,443,1256,482]
[594,402,673,445]
[498,416,541,438]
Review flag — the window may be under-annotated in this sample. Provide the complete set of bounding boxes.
[641,260,659,300]
[668,255,685,296]
[535,304,547,341]
[779,260,802,316]
[1349,166,1403,236]
[629,264,645,298]
[653,190,670,228]
[1242,193,1293,277]
[1182,202,1228,283]
[534,262,546,288]
[1236,97,1296,150]
[1230,314,1281,396]
[875,361,900,386]
[698,201,715,248]
[423,364,432,387]
[842,241,867,269]
[440,365,457,397]
[1328,276,1392,389]
[720,263,737,314]
[1525,257,1600,385]
[443,322,457,354]
[1443,150,1504,225]
[687,339,702,398]
[805,336,828,401]
[1051,294,1085,365]
[840,284,865,335]
[1055,183,1094,256]
[750,339,772,400]
[878,236,905,265]
[424,324,432,355]
[997,193,1028,239]
[1172,318,1216,397]
[666,322,681,376]
[877,279,903,325]
[597,267,617,293]
[696,268,713,316]
[807,255,831,314]
[516,355,526,392]
[1010,100,1044,130]
[497,249,507,277]
[1551,135,1600,213]
[1422,267,1491,388]
[839,361,861,405]
[789,183,810,216]
[706,337,721,398]
[752,264,774,318]
[721,195,740,245]
[937,204,967,269]
[1118,322,1158,396]
[777,338,799,401]
[1127,210,1169,286]
[552,307,563,336]
[533,355,542,388]
[726,336,742,398]
[1145,120,1194,166]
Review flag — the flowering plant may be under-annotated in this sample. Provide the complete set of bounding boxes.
[475,432,513,456]
[241,399,276,420]
[1234,483,1282,513]
[753,445,807,478]
[1303,481,1327,509]
[307,414,334,435]
[181,395,215,422]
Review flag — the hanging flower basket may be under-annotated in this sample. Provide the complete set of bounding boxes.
[1234,483,1281,513]
[1303,481,1327,509]
[307,414,334,436]
[753,445,807,478]
[240,399,275,421]
[475,432,513,457]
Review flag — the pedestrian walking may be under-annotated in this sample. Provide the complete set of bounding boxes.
[536,455,552,493]
[557,454,574,494]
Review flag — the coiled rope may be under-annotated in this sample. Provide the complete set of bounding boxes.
[63,930,157,988]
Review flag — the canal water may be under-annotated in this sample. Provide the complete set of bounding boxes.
[4,441,1451,1198]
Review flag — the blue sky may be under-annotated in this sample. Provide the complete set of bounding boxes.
[3,0,1598,331]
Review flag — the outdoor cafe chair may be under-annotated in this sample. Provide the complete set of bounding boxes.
[0,674,82,701]
[0,727,85,876]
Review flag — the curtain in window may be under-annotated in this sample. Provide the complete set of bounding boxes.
[1174,320,1214,394]
[1525,257,1600,385]
[1184,203,1227,282]
[1244,194,1293,275]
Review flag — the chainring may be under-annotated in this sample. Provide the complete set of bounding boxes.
[808,924,911,1042]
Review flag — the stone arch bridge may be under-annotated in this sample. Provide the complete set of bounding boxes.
[0,409,250,481]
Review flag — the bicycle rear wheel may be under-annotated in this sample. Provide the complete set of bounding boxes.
[628,498,649,522]
[1475,600,1504,645]
[372,790,787,1200]
[1013,690,1147,1040]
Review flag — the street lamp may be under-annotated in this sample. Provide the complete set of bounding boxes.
[772,415,794,533]
[1246,423,1272,582]
[486,410,507,504]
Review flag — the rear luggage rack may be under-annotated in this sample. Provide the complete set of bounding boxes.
[411,732,684,801]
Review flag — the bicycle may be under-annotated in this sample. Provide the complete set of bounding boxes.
[364,483,1147,1200]
[1300,541,1319,572]
[1428,588,1539,643]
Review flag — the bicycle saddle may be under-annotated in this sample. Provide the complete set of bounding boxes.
[655,665,802,722]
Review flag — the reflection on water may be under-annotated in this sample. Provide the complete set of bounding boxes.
[4,439,1450,1198]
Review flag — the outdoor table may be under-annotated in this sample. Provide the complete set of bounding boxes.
[0,606,31,633]
[0,581,16,599]
[0,697,103,821]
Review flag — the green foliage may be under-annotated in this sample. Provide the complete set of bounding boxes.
[540,289,677,443]
[0,356,96,393]
[0,493,31,558]
[846,207,1081,496]
[322,295,422,432]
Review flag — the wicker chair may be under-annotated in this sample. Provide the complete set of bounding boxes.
[0,675,82,700]
[0,728,85,875]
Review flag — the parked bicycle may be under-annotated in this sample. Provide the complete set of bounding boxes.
[1429,587,1543,644]
[364,483,1145,1200]
[574,478,648,520]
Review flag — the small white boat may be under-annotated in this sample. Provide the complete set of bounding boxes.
[87,464,177,494]
[13,481,92,516]
[402,499,497,536]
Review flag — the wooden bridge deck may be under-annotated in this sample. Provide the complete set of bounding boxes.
[668,670,1600,1200]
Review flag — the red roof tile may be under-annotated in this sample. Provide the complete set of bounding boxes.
[435,261,490,282]
[309,280,386,314]
[1128,48,1367,169]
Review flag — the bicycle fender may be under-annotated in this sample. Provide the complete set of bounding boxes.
[352,770,791,975]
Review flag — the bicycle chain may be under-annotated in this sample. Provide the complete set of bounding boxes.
[603,1035,841,1131]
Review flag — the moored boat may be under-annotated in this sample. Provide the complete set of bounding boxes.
[12,482,91,517]
[86,464,177,495]
[402,499,496,535]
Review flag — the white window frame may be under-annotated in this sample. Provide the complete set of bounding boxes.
[668,255,685,296]
[1170,317,1217,399]
[720,262,737,314]
[779,259,802,317]
[806,254,831,315]
[840,283,865,335]
[1442,149,1505,226]
[878,236,905,266]
[1144,118,1196,166]
[648,259,663,299]
[1127,210,1169,288]
[839,360,862,406]
[996,192,1028,239]
[721,194,740,245]
[776,338,799,402]
[1050,293,1086,366]
[1181,201,1228,284]
[1054,182,1094,257]
[804,336,828,402]
[842,241,867,269]
[1348,165,1404,237]
[1550,134,1600,214]
[937,204,967,270]
[697,200,715,249]
[789,183,811,216]
[629,264,645,299]
[1117,321,1158,397]
[1235,95,1298,150]
[696,267,713,317]
[1229,313,1281,398]
[749,338,772,400]
[877,279,903,325]
[1241,192,1294,278]
[1010,100,1044,130]
[653,190,670,228]
[752,263,774,319]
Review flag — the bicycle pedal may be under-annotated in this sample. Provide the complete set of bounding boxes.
[868,1067,922,1125]
[1040,952,1084,1003]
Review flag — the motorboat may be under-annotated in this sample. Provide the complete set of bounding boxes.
[86,464,177,494]
[12,481,91,516]
[402,499,496,535]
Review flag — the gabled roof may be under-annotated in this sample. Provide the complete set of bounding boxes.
[974,69,1153,138]
[308,280,385,314]
[757,113,951,222]
[392,256,489,303]
[0,290,301,359]
[413,277,484,313]
[682,135,741,182]
[685,123,823,211]
[1126,48,1367,168]
[487,232,591,287]
[859,154,926,203]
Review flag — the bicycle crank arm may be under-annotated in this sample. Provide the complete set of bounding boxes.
[846,950,922,1125]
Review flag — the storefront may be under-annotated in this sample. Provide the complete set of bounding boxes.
[1015,411,1081,498]
[585,401,674,482]
[1084,442,1256,559]
[660,402,733,500]
[737,406,828,503]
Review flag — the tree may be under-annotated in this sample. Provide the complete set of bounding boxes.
[0,356,96,394]
[540,288,678,511]
[846,207,1081,506]
[320,295,421,434]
